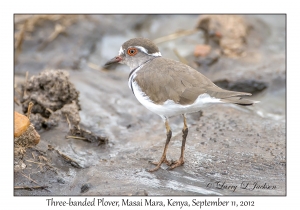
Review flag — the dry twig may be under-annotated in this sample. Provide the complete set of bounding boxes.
[27,101,34,120]
[66,135,87,140]
[153,29,198,44]
[24,71,28,97]
[15,21,27,60]
[88,62,108,72]
[14,97,20,106]
[65,114,71,130]
[25,159,58,174]
[14,185,49,191]
[20,172,40,186]
[56,150,82,168]
[46,108,54,114]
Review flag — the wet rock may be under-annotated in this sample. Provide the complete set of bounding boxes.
[15,15,99,72]
[204,53,285,96]
[195,49,220,67]
[197,15,249,57]
[21,69,80,130]
[214,79,267,94]
[15,15,152,74]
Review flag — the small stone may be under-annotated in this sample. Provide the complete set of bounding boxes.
[194,45,211,57]
[143,190,148,196]
[57,177,65,184]
[221,170,228,175]
[21,162,26,169]
[81,183,91,193]
[14,111,30,137]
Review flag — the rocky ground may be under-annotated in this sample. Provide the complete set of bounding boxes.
[14,14,285,196]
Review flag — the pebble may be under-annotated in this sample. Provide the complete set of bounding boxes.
[14,111,30,137]
[81,183,91,193]
[194,44,211,57]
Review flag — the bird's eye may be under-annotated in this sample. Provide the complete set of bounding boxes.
[127,48,138,56]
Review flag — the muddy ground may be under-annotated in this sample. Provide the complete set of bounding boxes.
[14,14,286,196]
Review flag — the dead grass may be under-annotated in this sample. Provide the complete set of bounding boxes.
[14,143,27,157]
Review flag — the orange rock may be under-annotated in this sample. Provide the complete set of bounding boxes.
[14,111,30,137]
[194,45,211,57]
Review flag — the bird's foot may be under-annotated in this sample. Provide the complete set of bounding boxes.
[149,158,172,166]
[167,158,184,170]
[148,157,172,172]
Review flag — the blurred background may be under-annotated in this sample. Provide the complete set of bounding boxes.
[14,15,285,196]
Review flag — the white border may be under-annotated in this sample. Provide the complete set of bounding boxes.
[3,1,295,209]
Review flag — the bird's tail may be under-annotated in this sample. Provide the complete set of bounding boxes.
[221,96,258,106]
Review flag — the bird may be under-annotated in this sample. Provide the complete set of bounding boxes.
[104,37,255,172]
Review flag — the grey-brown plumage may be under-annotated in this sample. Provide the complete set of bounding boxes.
[104,37,256,172]
[122,37,160,54]
[134,57,252,105]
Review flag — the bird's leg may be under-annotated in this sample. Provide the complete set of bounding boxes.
[148,119,172,172]
[168,114,188,170]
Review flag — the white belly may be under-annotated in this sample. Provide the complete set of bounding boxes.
[131,81,222,118]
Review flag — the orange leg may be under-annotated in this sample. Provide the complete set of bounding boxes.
[168,114,188,170]
[148,119,172,172]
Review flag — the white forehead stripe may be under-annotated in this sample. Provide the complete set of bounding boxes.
[151,52,162,57]
[119,47,124,55]
[133,46,162,57]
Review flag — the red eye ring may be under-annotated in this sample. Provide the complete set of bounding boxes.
[127,47,138,56]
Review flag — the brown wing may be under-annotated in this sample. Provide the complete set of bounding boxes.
[134,57,251,105]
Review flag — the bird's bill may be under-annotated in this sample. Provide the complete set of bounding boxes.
[104,56,123,67]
